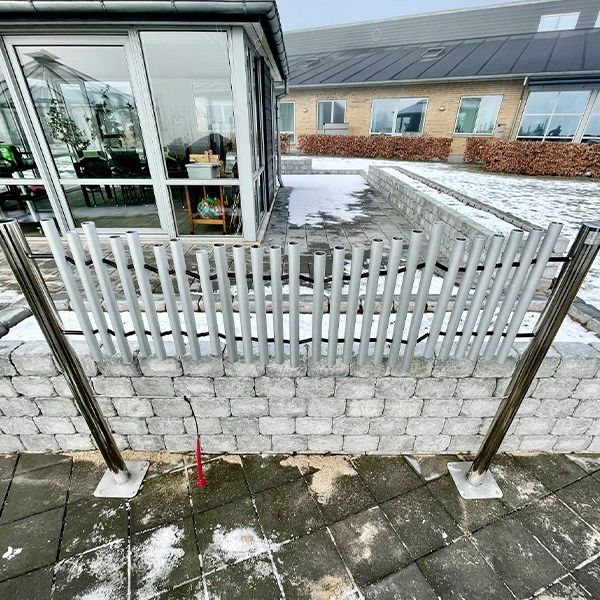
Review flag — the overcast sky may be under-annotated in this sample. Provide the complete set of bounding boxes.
[277,0,524,31]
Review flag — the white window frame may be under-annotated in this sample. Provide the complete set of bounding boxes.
[316,99,346,133]
[369,97,428,136]
[453,95,503,136]
[538,12,579,32]
[278,100,295,143]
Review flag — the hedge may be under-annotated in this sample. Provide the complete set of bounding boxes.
[297,134,452,162]
[465,138,600,177]
[279,133,291,155]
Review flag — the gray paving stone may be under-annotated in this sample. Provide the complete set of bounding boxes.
[362,563,438,600]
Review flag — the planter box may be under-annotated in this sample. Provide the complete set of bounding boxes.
[186,163,220,179]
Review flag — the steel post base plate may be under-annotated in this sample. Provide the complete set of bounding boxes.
[94,460,149,499]
[448,461,503,500]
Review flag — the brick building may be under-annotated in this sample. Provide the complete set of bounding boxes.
[279,0,600,160]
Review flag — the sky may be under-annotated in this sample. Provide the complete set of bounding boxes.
[277,0,525,31]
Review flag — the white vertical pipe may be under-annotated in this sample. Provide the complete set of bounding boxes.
[40,219,102,362]
[343,244,365,365]
[467,229,524,360]
[327,245,345,366]
[170,239,201,361]
[288,241,301,367]
[454,234,505,359]
[497,222,563,362]
[373,236,403,365]
[251,244,269,364]
[438,235,486,361]
[66,231,115,356]
[126,231,166,360]
[82,222,131,363]
[153,244,186,357]
[197,249,221,356]
[109,235,151,358]
[270,244,284,364]
[388,229,423,369]
[358,238,384,366]
[482,229,544,360]
[232,244,254,363]
[399,222,445,373]
[312,250,326,363]
[213,243,238,362]
[423,236,467,359]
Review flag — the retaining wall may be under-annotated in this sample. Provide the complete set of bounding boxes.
[1,340,599,455]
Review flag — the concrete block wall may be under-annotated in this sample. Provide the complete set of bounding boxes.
[1,340,599,455]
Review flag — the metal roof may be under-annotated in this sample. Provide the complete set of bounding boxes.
[0,0,288,79]
[287,28,600,88]
[284,0,600,56]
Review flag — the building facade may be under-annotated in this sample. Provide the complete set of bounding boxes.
[279,0,600,159]
[0,0,288,241]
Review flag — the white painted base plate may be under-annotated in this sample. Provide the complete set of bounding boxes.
[448,461,503,500]
[94,460,149,499]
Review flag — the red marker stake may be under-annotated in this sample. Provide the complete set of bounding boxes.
[195,438,206,487]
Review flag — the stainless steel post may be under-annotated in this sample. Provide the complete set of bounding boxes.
[0,220,147,498]
[449,221,600,499]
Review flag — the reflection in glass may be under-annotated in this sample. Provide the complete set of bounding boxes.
[0,71,39,179]
[278,102,295,143]
[16,46,146,179]
[455,96,502,135]
[546,115,581,138]
[583,95,600,142]
[370,99,396,134]
[395,99,427,134]
[169,185,241,236]
[0,184,52,235]
[63,184,160,229]
[141,32,237,179]
[518,115,550,138]
[317,100,346,131]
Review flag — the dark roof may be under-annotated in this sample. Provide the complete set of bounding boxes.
[0,0,288,79]
[287,29,600,88]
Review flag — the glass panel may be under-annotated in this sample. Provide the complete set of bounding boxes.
[332,101,345,123]
[538,15,559,31]
[0,184,52,235]
[317,101,332,130]
[554,90,589,114]
[16,45,147,180]
[62,183,160,228]
[455,97,480,134]
[518,115,549,137]
[394,98,426,133]
[545,115,581,139]
[474,95,502,134]
[583,115,600,139]
[558,13,579,29]
[0,72,39,179]
[169,184,241,236]
[141,32,236,180]
[370,99,395,134]
[524,91,559,115]
[279,102,295,133]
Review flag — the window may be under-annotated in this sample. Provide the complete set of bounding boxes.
[538,12,579,31]
[518,90,590,141]
[595,11,600,27]
[370,98,427,135]
[278,101,295,143]
[454,95,503,135]
[582,94,600,143]
[421,47,445,60]
[316,100,346,132]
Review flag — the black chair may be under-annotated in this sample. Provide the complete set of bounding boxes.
[75,156,114,207]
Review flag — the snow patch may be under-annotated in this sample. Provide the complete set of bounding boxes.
[206,526,268,565]
[2,546,22,560]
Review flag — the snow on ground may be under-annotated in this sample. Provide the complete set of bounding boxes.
[282,174,368,226]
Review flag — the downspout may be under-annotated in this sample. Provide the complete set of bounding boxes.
[508,76,528,140]
[275,79,289,188]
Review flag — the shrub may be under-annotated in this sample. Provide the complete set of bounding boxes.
[279,133,290,155]
[297,134,452,162]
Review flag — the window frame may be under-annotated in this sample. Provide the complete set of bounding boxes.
[316,99,346,133]
[453,94,503,136]
[369,97,428,136]
[537,12,580,32]
[278,100,295,144]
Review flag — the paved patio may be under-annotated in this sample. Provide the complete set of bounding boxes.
[1,452,600,599]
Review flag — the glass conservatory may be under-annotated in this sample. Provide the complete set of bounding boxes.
[0,0,287,241]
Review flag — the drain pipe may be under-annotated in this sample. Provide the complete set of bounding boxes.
[275,79,289,188]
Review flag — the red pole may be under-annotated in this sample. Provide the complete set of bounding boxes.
[195,438,206,487]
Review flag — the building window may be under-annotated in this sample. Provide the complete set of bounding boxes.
[582,94,600,143]
[518,90,590,141]
[316,100,346,132]
[538,12,579,31]
[370,98,427,135]
[595,11,600,27]
[454,95,503,135]
[421,47,445,60]
[278,101,295,143]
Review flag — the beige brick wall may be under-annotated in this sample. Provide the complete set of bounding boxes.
[283,79,527,157]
